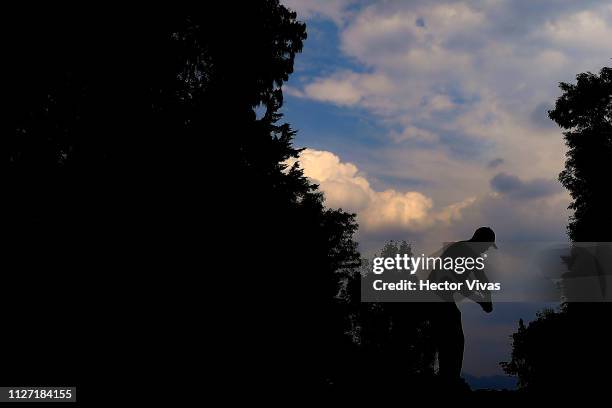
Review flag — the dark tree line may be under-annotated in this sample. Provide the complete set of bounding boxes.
[3,2,448,396]
[503,67,612,392]
[3,2,368,394]
[343,241,437,389]
[552,68,612,242]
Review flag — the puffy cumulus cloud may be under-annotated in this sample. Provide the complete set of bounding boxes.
[363,190,433,229]
[287,148,475,232]
[289,148,371,211]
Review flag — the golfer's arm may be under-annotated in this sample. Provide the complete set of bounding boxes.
[475,268,492,303]
[458,269,491,303]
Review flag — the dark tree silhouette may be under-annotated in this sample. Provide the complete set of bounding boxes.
[501,311,565,390]
[502,66,612,392]
[549,67,612,242]
[199,2,362,390]
[4,2,363,394]
[341,241,437,391]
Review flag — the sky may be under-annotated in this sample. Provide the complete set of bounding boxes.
[279,0,612,383]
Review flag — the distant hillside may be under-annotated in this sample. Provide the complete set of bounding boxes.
[463,373,517,390]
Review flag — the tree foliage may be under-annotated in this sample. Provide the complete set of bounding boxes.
[341,241,436,390]
[503,67,612,392]
[549,67,612,241]
[4,2,363,391]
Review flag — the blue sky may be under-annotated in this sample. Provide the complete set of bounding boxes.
[280,0,612,382]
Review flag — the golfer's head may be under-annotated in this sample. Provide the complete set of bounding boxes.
[470,226,498,251]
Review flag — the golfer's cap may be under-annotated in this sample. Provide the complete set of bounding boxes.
[472,226,498,249]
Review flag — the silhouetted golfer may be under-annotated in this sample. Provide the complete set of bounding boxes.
[429,227,496,386]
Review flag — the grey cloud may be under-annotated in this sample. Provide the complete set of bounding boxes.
[487,158,504,168]
[530,102,556,129]
[490,172,561,199]
[370,173,433,191]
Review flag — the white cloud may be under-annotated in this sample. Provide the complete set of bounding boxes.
[282,0,355,25]
[341,3,486,62]
[389,125,438,143]
[539,10,612,52]
[288,148,475,231]
[285,145,570,254]
[302,74,363,106]
[288,71,395,110]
